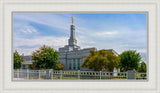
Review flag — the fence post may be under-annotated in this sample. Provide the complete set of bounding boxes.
[78,70,80,80]
[127,70,136,80]
[27,69,29,80]
[100,71,101,80]
[17,69,19,80]
[39,70,40,80]
[60,70,62,80]
[51,70,53,80]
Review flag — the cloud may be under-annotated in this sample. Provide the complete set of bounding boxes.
[76,27,146,51]
[94,31,118,37]
[137,49,147,53]
[18,25,38,34]
[14,36,68,55]
[13,13,72,31]
[13,13,147,62]
[77,35,96,48]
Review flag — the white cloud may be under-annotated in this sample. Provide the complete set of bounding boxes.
[14,14,72,31]
[14,36,68,55]
[137,49,147,53]
[94,31,118,37]
[19,25,38,34]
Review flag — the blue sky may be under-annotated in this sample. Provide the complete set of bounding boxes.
[13,13,147,62]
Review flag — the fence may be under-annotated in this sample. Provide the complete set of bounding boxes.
[14,69,47,80]
[52,70,127,80]
[13,69,147,80]
[136,73,147,80]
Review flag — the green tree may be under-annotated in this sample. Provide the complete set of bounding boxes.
[106,51,119,71]
[119,50,141,71]
[31,45,60,69]
[55,63,64,70]
[14,51,24,69]
[138,62,147,72]
[81,49,119,71]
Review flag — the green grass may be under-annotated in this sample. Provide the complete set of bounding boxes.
[22,75,146,80]
[52,75,127,80]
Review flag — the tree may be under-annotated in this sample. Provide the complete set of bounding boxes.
[119,50,141,71]
[138,62,147,72]
[14,51,24,69]
[55,64,64,70]
[31,45,60,69]
[81,49,119,71]
[106,51,119,71]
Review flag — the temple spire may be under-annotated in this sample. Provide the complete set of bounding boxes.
[72,16,74,24]
[68,16,77,46]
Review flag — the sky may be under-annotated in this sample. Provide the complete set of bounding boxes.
[13,13,147,62]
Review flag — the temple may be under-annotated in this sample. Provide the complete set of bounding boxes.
[58,17,118,71]
[21,16,119,72]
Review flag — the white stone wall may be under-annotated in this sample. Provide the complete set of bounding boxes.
[59,48,119,71]
[59,48,95,71]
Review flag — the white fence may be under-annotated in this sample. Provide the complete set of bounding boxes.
[52,70,127,80]
[136,72,147,80]
[13,69,147,80]
[14,69,47,80]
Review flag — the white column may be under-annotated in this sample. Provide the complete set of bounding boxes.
[66,59,68,70]
[71,59,73,70]
[76,59,78,70]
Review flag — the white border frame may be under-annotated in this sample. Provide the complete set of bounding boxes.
[0,0,160,93]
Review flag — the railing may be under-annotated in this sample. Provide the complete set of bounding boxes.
[14,69,46,80]
[13,69,147,80]
[136,73,147,80]
[52,70,127,80]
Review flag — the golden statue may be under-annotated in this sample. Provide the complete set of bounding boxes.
[72,16,74,24]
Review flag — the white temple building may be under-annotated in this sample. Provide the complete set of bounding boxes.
[21,17,119,72]
[58,16,119,71]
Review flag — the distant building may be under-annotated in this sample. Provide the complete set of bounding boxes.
[21,56,32,69]
[21,17,119,72]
